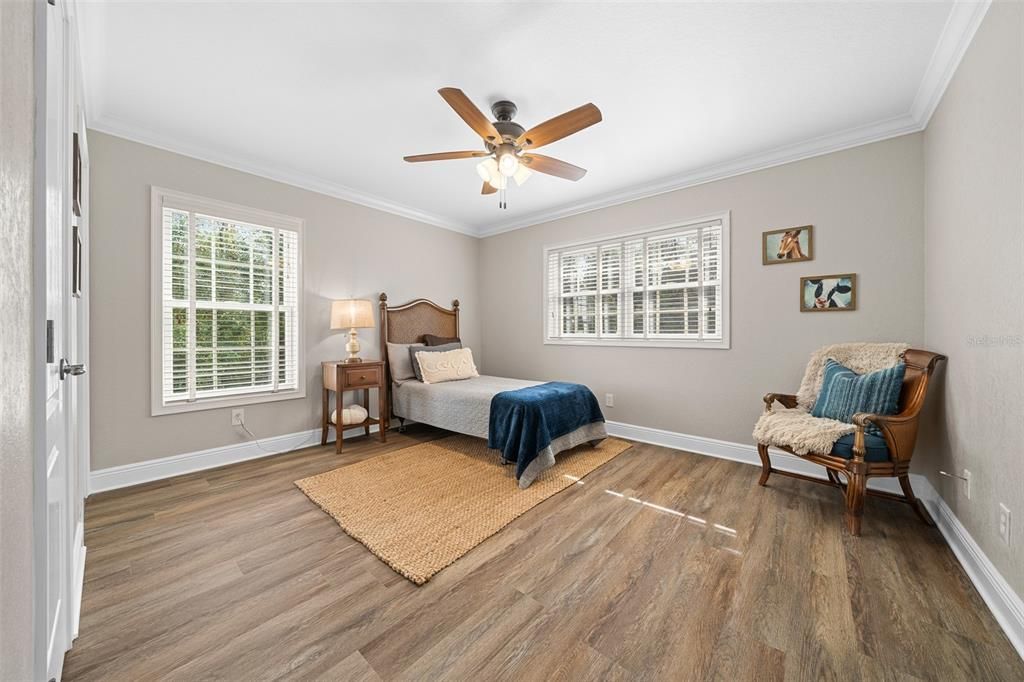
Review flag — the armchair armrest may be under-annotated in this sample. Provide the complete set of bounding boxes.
[763,392,798,411]
[851,411,920,462]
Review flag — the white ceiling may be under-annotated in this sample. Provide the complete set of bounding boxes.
[77,1,987,237]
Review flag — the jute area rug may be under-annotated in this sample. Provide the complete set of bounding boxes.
[295,434,632,585]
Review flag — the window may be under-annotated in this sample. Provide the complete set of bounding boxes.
[151,188,304,415]
[544,213,729,349]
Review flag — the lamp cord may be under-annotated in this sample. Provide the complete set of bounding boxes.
[237,418,319,455]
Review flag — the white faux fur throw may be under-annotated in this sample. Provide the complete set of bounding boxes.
[753,342,909,456]
[795,342,909,410]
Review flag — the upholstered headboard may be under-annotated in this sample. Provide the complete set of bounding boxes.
[378,293,460,421]
[378,293,459,347]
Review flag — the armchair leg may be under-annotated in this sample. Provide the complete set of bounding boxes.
[899,474,935,527]
[844,473,867,536]
[756,443,772,486]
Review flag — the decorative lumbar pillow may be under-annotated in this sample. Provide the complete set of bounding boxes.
[811,359,906,429]
[424,334,461,346]
[331,403,368,426]
[387,342,424,382]
[409,341,462,381]
[415,347,479,384]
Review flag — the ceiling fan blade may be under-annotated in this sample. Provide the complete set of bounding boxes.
[438,88,503,145]
[404,151,490,163]
[521,154,587,181]
[517,103,602,149]
[481,182,497,195]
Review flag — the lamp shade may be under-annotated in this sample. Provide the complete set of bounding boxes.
[330,299,375,329]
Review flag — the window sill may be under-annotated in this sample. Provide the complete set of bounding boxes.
[544,338,730,350]
[151,387,306,416]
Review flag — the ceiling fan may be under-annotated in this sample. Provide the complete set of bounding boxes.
[404,87,602,208]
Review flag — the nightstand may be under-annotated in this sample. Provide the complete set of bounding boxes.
[321,360,387,453]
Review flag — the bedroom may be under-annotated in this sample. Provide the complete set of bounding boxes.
[2,0,1023,680]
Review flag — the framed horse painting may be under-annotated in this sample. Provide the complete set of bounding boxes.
[762,225,813,265]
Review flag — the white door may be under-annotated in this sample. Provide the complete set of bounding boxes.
[41,1,87,679]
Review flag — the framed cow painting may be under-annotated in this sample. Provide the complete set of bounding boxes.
[762,225,813,265]
[800,273,857,312]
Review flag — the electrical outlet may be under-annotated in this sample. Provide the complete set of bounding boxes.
[605,393,614,407]
[999,504,1011,546]
[963,469,971,500]
[231,408,244,426]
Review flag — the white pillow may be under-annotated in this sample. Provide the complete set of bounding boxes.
[415,347,479,384]
[386,342,424,382]
[331,403,368,426]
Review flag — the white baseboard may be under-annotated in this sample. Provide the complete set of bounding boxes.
[88,424,379,494]
[925,495,1024,660]
[605,419,1022,662]
[86,417,1022,662]
[604,420,906,494]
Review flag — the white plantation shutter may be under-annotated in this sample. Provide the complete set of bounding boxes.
[599,244,622,336]
[559,247,598,336]
[546,250,561,339]
[543,215,729,348]
[154,189,303,413]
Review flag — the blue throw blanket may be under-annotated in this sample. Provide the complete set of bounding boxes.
[487,382,605,481]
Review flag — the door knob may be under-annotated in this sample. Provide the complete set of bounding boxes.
[60,359,86,380]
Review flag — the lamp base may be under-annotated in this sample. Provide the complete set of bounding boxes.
[345,328,363,363]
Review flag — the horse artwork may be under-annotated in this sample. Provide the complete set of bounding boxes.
[800,273,857,312]
[762,225,813,265]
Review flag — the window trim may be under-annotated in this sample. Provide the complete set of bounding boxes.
[542,211,731,350]
[149,187,306,416]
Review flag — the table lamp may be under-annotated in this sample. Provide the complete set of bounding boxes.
[330,299,375,363]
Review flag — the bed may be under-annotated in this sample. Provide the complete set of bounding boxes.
[378,294,608,488]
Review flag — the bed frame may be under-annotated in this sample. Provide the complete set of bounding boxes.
[378,293,460,431]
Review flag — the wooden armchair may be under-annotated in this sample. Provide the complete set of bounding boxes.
[756,349,946,536]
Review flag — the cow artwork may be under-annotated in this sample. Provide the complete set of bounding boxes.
[762,225,813,265]
[800,273,857,312]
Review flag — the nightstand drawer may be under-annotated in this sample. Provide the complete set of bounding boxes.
[343,366,381,388]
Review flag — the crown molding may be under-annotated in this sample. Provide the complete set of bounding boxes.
[475,112,923,237]
[88,116,478,237]
[910,0,991,126]
[475,0,990,238]
[87,1,989,240]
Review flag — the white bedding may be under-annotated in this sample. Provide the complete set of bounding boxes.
[392,375,540,438]
[391,375,608,488]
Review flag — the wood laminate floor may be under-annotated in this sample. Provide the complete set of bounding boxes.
[64,426,1023,681]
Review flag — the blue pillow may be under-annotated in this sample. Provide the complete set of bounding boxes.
[811,359,905,429]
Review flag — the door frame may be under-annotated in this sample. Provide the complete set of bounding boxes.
[31,0,50,677]
[33,0,90,678]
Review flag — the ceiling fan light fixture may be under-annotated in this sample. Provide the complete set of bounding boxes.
[405,89,602,208]
[475,158,494,181]
[496,147,519,177]
[513,165,532,186]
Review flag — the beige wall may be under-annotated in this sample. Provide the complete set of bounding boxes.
[922,1,1024,595]
[88,131,481,469]
[479,134,925,446]
[0,0,38,678]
